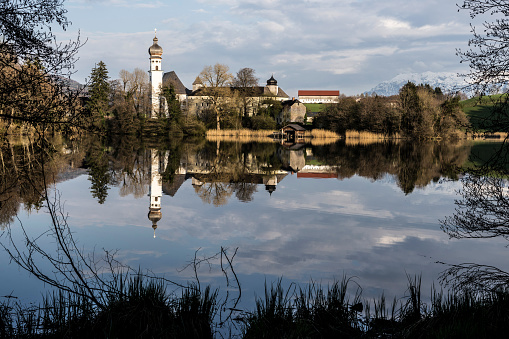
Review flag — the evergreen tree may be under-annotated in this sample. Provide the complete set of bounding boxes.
[161,84,182,122]
[87,61,111,119]
[399,81,422,136]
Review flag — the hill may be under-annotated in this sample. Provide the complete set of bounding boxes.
[461,94,509,131]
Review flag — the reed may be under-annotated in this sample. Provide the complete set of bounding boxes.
[304,129,340,139]
[206,129,275,137]
[345,130,399,140]
[205,135,276,143]
[4,274,509,338]
[470,131,509,140]
[309,138,341,146]
[0,275,217,339]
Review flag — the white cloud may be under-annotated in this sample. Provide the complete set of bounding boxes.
[64,0,473,94]
[272,46,399,75]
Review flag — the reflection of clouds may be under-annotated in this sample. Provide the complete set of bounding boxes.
[35,173,509,305]
[272,189,394,219]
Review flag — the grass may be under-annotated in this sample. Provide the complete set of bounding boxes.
[461,94,509,131]
[303,129,340,139]
[3,275,509,338]
[0,275,217,339]
[343,130,401,145]
[304,103,329,113]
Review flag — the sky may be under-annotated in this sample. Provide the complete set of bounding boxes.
[60,0,477,96]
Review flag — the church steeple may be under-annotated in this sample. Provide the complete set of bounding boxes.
[149,30,163,118]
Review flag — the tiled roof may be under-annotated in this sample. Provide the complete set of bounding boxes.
[282,98,302,106]
[188,86,289,98]
[298,90,340,96]
[283,124,306,131]
[162,71,189,95]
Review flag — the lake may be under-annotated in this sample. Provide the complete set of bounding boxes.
[1,136,508,320]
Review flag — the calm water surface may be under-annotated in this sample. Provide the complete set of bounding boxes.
[1,137,508,312]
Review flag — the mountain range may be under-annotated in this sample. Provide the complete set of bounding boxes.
[365,71,469,97]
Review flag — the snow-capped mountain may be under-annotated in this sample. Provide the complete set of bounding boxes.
[366,72,469,97]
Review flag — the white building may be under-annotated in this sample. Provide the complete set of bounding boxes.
[148,35,290,118]
[298,90,340,104]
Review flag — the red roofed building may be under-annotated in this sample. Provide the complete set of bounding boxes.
[298,90,340,103]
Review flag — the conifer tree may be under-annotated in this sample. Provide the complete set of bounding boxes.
[87,61,111,119]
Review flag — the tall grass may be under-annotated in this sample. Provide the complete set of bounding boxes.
[345,130,400,140]
[243,277,364,338]
[304,129,340,139]
[206,129,275,137]
[0,275,217,339]
[3,275,509,338]
[206,129,277,143]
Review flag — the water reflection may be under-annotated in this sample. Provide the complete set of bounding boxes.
[2,135,506,307]
[148,149,163,237]
[115,139,474,218]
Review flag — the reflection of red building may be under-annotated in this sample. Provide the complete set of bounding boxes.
[297,172,338,179]
[296,165,338,179]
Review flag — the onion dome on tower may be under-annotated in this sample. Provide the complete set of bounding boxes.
[266,74,279,95]
[148,35,163,57]
[267,75,277,86]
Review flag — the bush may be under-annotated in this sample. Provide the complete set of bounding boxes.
[181,118,207,136]
[248,115,276,130]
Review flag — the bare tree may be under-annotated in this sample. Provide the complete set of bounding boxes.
[457,0,509,132]
[458,0,509,93]
[199,63,235,130]
[441,173,509,240]
[0,0,85,130]
[117,68,149,117]
[233,68,259,118]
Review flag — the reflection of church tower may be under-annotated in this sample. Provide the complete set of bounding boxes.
[263,174,278,196]
[148,149,162,238]
[148,30,163,118]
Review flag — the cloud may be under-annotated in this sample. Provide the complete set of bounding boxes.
[65,0,473,94]
[70,0,166,8]
[272,46,399,75]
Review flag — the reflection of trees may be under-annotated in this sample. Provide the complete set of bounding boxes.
[232,182,257,203]
[83,139,112,204]
[195,182,233,207]
[313,141,471,194]
[439,169,509,292]
[441,174,509,239]
[0,136,74,229]
[192,141,276,206]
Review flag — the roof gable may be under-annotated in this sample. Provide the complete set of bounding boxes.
[162,71,189,95]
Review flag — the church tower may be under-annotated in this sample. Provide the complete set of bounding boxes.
[148,31,163,118]
[266,75,279,96]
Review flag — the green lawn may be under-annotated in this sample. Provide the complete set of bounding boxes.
[304,103,328,113]
[461,94,509,131]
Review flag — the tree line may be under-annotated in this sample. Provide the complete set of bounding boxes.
[313,83,470,139]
